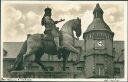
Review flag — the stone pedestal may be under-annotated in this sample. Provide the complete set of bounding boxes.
[10,71,83,78]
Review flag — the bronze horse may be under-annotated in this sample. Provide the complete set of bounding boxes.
[11,18,81,71]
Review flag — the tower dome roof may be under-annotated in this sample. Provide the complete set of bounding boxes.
[84,3,113,33]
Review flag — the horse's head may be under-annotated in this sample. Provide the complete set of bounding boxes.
[72,17,81,38]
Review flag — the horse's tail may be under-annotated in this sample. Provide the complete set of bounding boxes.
[12,40,27,71]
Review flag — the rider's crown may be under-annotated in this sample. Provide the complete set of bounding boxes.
[45,7,52,12]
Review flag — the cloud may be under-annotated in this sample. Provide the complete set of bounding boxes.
[104,7,123,23]
[2,2,125,42]
[19,23,25,29]
[3,5,44,42]
[26,11,41,27]
[3,6,24,41]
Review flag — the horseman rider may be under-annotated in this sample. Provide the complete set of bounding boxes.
[41,7,65,51]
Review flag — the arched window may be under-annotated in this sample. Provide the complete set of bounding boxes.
[95,63,105,76]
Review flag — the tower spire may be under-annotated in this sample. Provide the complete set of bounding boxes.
[93,3,104,19]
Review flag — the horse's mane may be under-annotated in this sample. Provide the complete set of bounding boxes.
[61,19,78,31]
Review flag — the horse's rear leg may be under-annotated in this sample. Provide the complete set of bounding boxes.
[35,52,48,71]
[9,40,27,71]
[23,53,33,69]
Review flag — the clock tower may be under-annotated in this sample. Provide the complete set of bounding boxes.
[83,4,114,78]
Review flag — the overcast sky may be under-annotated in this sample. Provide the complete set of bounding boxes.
[2,1,125,42]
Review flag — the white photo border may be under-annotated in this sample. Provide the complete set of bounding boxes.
[1,1,128,81]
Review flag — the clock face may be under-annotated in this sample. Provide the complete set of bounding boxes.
[97,41,104,47]
[95,40,105,49]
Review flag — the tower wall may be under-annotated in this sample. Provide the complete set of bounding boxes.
[84,32,114,78]
[83,4,114,78]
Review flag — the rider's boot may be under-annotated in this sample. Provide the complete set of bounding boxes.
[54,37,60,50]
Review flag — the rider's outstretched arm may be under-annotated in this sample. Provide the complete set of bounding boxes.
[54,19,65,24]
[54,21,59,24]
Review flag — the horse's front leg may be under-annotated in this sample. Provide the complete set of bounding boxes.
[63,56,66,71]
[62,51,70,71]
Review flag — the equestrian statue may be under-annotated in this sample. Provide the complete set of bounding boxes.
[9,7,82,71]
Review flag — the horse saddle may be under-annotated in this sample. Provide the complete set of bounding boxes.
[43,34,54,41]
[43,33,63,46]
